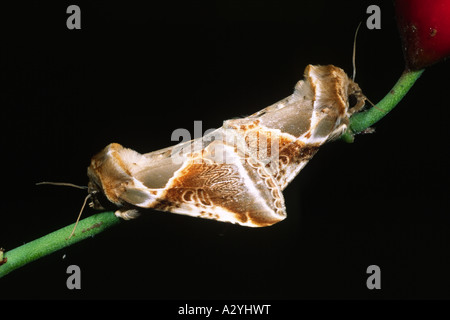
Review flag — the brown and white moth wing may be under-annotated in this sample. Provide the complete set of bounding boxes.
[127,133,286,227]
[223,118,319,191]
[221,65,356,191]
[248,65,348,141]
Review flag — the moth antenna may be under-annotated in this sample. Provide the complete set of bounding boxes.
[366,96,384,112]
[36,181,87,190]
[352,21,362,81]
[68,193,92,240]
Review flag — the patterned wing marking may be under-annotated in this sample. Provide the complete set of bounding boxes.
[145,142,286,227]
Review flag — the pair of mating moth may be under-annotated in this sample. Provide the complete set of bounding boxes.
[84,64,367,227]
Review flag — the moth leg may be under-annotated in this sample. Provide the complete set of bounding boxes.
[115,208,140,220]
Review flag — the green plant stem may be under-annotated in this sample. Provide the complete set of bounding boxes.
[341,68,425,143]
[0,211,120,279]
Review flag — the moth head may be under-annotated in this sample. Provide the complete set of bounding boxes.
[346,80,367,116]
[86,143,137,211]
[87,175,107,210]
[87,151,121,210]
[304,64,367,117]
[87,158,107,210]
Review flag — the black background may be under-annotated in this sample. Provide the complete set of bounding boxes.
[1,0,450,301]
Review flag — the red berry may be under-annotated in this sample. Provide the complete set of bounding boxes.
[395,0,450,70]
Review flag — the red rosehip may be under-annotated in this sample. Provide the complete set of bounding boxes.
[395,0,450,70]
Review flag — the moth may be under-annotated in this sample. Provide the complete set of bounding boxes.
[86,65,366,227]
